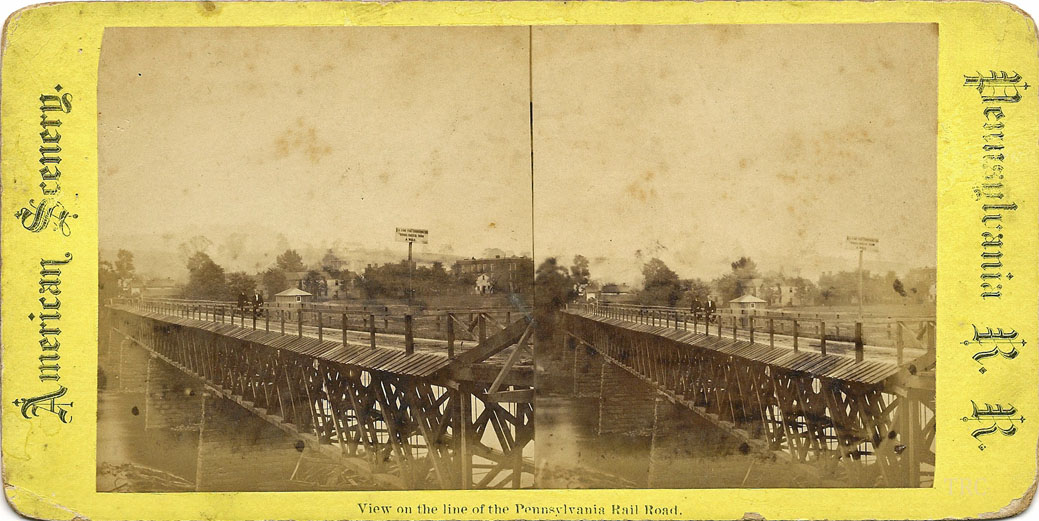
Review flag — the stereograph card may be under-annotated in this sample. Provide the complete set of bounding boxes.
[1,1,1037,520]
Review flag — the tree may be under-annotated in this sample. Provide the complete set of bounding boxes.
[710,273,738,303]
[99,259,121,304]
[570,255,591,287]
[262,268,289,297]
[678,278,711,308]
[183,251,228,300]
[114,249,135,281]
[534,257,576,340]
[302,270,327,296]
[276,249,305,272]
[227,272,257,299]
[321,249,342,276]
[639,258,682,306]
[730,256,760,297]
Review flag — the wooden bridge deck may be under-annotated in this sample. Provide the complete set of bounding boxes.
[111,305,533,382]
[565,308,912,385]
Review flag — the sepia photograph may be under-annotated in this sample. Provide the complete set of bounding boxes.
[531,24,938,489]
[95,23,938,493]
[7,0,1039,518]
[96,26,535,491]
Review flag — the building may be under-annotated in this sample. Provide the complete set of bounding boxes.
[274,287,313,304]
[475,273,493,294]
[596,283,638,304]
[125,276,180,298]
[285,269,343,299]
[453,255,533,294]
[729,294,767,312]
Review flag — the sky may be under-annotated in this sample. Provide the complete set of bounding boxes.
[99,26,533,269]
[100,25,937,285]
[533,24,938,284]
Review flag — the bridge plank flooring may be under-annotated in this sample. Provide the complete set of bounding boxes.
[567,310,906,384]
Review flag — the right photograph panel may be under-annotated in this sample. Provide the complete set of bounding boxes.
[532,24,938,489]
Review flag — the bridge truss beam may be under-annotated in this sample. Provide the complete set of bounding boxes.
[564,313,935,488]
[106,307,534,490]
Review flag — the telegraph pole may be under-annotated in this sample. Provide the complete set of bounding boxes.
[857,247,864,318]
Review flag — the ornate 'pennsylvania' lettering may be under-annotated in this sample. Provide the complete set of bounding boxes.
[965,71,1027,299]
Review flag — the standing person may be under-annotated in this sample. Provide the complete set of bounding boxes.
[252,291,264,318]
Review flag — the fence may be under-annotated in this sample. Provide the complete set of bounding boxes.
[568,302,935,365]
[113,297,526,359]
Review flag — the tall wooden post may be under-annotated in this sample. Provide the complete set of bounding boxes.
[792,319,799,352]
[404,315,414,355]
[457,387,472,489]
[317,311,323,342]
[369,313,377,350]
[819,321,827,355]
[341,313,348,345]
[478,314,486,344]
[447,313,455,358]
[297,310,304,338]
[854,322,864,362]
[769,318,775,348]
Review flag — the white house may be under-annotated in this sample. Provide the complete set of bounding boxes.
[475,273,493,294]
[274,287,313,304]
[729,294,767,312]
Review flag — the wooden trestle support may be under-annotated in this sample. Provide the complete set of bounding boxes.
[563,312,935,488]
[106,306,534,490]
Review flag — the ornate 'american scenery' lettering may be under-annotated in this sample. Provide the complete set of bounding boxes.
[13,85,77,237]
[12,253,75,423]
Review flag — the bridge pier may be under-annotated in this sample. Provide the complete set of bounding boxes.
[598,362,656,436]
[647,396,743,487]
[116,336,150,392]
[194,391,305,492]
[143,355,202,430]
[571,335,603,397]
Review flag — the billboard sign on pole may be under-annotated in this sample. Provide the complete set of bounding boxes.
[395,228,429,244]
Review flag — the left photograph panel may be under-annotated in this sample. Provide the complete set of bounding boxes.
[96,27,535,492]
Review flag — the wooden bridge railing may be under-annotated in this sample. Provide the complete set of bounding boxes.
[568,302,935,365]
[115,297,527,359]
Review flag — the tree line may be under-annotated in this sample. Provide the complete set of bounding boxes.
[533,254,935,312]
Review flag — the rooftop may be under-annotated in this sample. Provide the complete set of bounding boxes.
[274,287,313,297]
